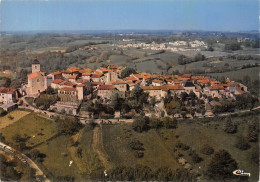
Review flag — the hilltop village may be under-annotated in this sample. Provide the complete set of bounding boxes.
[0,58,251,119]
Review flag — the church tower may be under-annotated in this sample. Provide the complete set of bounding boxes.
[32,59,40,73]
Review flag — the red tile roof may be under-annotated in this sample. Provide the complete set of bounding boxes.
[91,74,102,78]
[161,85,185,91]
[82,72,92,76]
[0,87,16,94]
[198,79,210,84]
[152,79,163,84]
[77,84,85,87]
[51,71,62,75]
[207,85,224,90]
[181,74,192,78]
[68,75,78,79]
[52,79,63,84]
[141,86,162,90]
[235,89,244,95]
[98,85,115,90]
[228,82,240,87]
[28,72,43,79]
[110,79,127,85]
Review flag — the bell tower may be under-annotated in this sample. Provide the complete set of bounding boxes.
[32,59,40,73]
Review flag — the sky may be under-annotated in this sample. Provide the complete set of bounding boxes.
[0,0,259,32]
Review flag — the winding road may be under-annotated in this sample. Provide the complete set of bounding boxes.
[0,142,50,182]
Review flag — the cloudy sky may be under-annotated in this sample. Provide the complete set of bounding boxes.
[0,0,258,31]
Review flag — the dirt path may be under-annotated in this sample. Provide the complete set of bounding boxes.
[92,125,113,170]
[67,129,88,173]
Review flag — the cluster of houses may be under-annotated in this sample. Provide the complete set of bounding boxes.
[0,59,247,114]
[116,40,207,52]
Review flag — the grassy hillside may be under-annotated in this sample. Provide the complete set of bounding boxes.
[206,67,259,82]
[0,110,258,181]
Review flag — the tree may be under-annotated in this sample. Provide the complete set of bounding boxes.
[46,86,57,94]
[35,94,57,110]
[223,116,237,134]
[0,108,6,116]
[5,166,20,180]
[188,91,196,99]
[224,42,241,51]
[206,149,238,180]
[132,116,149,133]
[110,92,120,111]
[121,67,136,78]
[129,140,144,151]
[207,46,214,51]
[246,123,258,142]
[150,97,156,108]
[194,52,205,62]
[27,149,40,160]
[56,117,82,135]
[131,85,141,99]
[181,111,186,119]
[200,144,214,155]
[180,92,188,102]
[178,55,185,65]
[3,77,11,87]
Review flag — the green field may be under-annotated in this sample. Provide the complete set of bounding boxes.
[1,112,58,148]
[0,110,31,130]
[0,109,258,181]
[100,113,259,181]
[206,67,259,81]
[36,135,81,181]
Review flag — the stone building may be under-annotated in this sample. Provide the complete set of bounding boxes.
[0,87,18,104]
[97,85,116,99]
[32,59,41,73]
[27,59,47,95]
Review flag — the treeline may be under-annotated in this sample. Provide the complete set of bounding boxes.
[132,116,178,133]
[226,54,259,61]
[212,94,258,114]
[178,52,205,65]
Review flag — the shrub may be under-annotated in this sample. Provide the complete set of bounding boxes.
[247,123,258,142]
[200,144,214,155]
[223,116,237,134]
[8,115,14,120]
[129,140,144,151]
[175,142,190,151]
[133,151,144,158]
[132,116,149,133]
[206,150,238,180]
[191,153,203,163]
